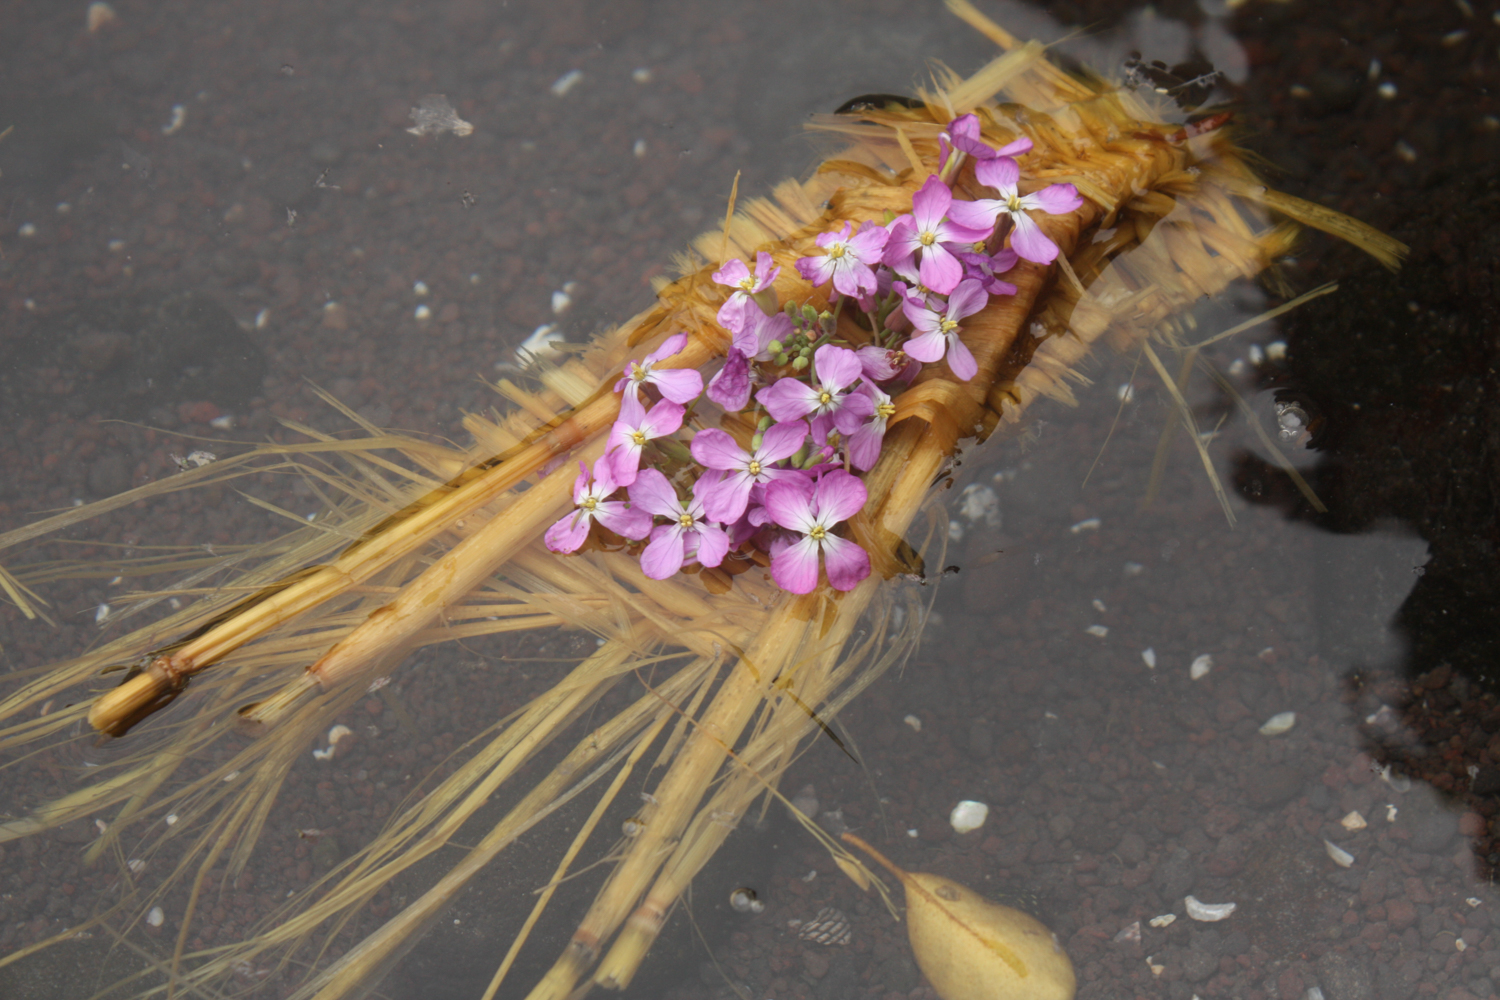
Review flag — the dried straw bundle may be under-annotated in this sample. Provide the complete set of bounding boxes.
[0,2,1401,997]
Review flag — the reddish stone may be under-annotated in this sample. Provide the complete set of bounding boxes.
[1277,969,1304,998]
[1459,812,1486,838]
[1386,898,1418,930]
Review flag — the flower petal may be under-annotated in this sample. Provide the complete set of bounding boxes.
[771,535,823,594]
[544,511,591,553]
[711,259,749,288]
[763,478,817,534]
[639,528,686,579]
[945,197,1002,231]
[945,334,979,381]
[702,471,754,523]
[846,421,884,472]
[903,328,947,364]
[595,502,652,540]
[819,534,871,591]
[643,399,686,437]
[813,469,868,523]
[812,344,863,392]
[910,175,953,230]
[759,419,809,463]
[758,376,822,423]
[693,523,730,569]
[975,155,1020,194]
[649,367,704,404]
[706,350,751,411]
[918,242,963,295]
[627,468,684,518]
[1021,182,1084,216]
[994,136,1033,158]
[946,278,990,321]
[1009,212,1059,264]
[689,427,748,472]
[645,332,688,365]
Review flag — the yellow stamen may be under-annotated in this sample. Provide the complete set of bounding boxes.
[747,460,762,477]
[677,513,694,529]
[828,245,846,259]
[919,231,937,247]
[581,497,598,511]
[877,401,896,419]
[630,430,647,446]
[818,390,833,406]
[809,525,827,541]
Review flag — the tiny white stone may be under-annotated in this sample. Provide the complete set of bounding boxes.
[1183,896,1235,922]
[1069,517,1101,534]
[633,139,648,158]
[1456,938,1468,951]
[56,202,71,214]
[1248,344,1265,365]
[1116,382,1135,402]
[209,414,235,430]
[1340,811,1367,831]
[551,69,584,96]
[127,859,146,873]
[413,280,429,296]
[108,238,126,252]
[1467,897,1482,908]
[949,800,989,834]
[1265,340,1287,361]
[1085,625,1109,638]
[254,308,269,329]
[1377,765,1411,792]
[413,304,431,321]
[1141,647,1157,669]
[551,290,572,314]
[1306,988,1325,1000]
[1189,654,1213,680]
[95,603,111,623]
[631,67,652,84]
[903,714,922,732]
[146,906,165,927]
[1258,711,1296,736]
[1123,562,1145,576]
[1324,839,1355,868]
[1148,913,1176,928]
[1386,803,1399,822]
[162,104,186,135]
[165,813,178,826]
[1092,598,1107,612]
[906,828,919,838]
[17,222,36,237]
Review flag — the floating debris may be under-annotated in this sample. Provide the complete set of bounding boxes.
[1340,811,1367,831]
[551,69,584,97]
[406,95,473,137]
[312,724,353,761]
[1148,913,1177,928]
[795,906,852,946]
[145,906,164,928]
[515,323,565,366]
[172,450,217,471]
[1069,517,1101,534]
[413,281,429,297]
[903,714,922,732]
[1189,654,1213,680]
[1184,896,1235,922]
[788,784,819,819]
[1324,839,1355,868]
[729,887,764,914]
[949,800,989,834]
[1141,647,1157,669]
[1258,711,1296,736]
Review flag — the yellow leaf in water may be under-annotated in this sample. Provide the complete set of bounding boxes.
[843,833,1076,1000]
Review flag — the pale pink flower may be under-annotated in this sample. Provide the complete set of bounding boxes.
[901,278,988,381]
[763,470,870,594]
[544,460,652,553]
[846,383,896,472]
[881,176,990,295]
[628,469,730,579]
[605,393,685,486]
[946,155,1083,264]
[615,332,703,404]
[795,221,891,298]
[712,251,780,334]
[756,345,874,435]
[690,420,808,522]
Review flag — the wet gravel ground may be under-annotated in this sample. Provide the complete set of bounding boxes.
[2,0,1499,998]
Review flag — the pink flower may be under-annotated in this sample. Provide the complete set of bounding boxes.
[795,221,891,298]
[706,349,751,411]
[734,307,792,361]
[712,251,780,334]
[957,244,1020,297]
[846,384,896,472]
[756,344,874,436]
[690,420,808,522]
[615,332,704,404]
[763,470,870,593]
[544,460,652,553]
[628,469,730,579]
[945,156,1083,264]
[901,277,988,381]
[605,393,685,486]
[939,114,1035,168]
[881,176,990,295]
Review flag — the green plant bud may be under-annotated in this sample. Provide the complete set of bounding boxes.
[800,304,819,324]
[766,339,784,355]
[791,355,810,371]
[798,345,813,358]
[775,352,790,366]
[756,414,774,433]
[750,433,764,452]
[783,300,798,318]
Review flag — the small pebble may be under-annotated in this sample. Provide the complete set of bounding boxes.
[1190,654,1213,680]
[551,69,584,96]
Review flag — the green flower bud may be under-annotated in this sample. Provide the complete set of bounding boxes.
[750,432,764,451]
[791,355,810,371]
[800,304,819,324]
[766,339,783,355]
[798,345,813,358]
[775,352,790,366]
[756,414,774,433]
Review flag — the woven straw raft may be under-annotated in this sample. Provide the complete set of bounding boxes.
[0,3,1401,998]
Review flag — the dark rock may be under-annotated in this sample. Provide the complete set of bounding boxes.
[1179,947,1218,982]
[1244,764,1304,807]
[1471,765,1500,796]
[1116,830,1147,866]
[87,453,130,497]
[1152,848,1198,900]
[1317,950,1374,1000]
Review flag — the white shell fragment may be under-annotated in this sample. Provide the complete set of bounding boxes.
[145,906,165,928]
[1189,654,1213,680]
[550,69,584,96]
[1184,896,1236,922]
[1113,921,1141,943]
[515,323,565,366]
[1148,913,1177,928]
[1340,811,1368,831]
[795,906,852,946]
[127,858,146,874]
[1069,517,1101,534]
[1377,765,1412,792]
[949,800,989,834]
[312,724,354,762]
[1324,839,1355,868]
[729,887,764,914]
[1258,711,1297,736]
[1386,804,1399,822]
[903,714,922,732]
[406,94,473,137]
[1085,625,1109,637]
[1141,647,1157,669]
